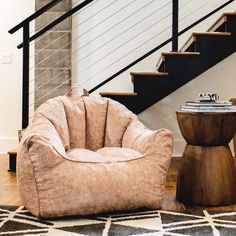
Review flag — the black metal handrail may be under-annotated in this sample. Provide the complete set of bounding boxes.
[16,0,95,49]
[89,0,234,93]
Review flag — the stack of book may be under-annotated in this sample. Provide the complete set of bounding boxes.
[180,93,236,112]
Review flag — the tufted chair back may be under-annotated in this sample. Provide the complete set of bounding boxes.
[18,94,173,218]
[31,95,135,152]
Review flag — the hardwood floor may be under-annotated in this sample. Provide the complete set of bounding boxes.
[0,154,21,205]
[1,154,236,211]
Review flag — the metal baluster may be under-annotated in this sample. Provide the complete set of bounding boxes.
[22,23,30,128]
[172,0,178,51]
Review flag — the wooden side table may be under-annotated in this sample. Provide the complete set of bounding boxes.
[176,111,236,206]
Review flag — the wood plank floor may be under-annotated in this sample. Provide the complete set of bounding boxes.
[0,154,21,205]
[1,154,236,211]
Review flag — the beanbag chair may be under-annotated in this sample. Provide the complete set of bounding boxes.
[17,95,173,218]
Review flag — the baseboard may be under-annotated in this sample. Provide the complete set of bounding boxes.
[0,137,18,152]
[0,152,7,155]
[172,155,182,158]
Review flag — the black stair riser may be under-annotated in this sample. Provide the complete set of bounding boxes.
[102,95,139,113]
[200,16,236,34]
[163,55,201,81]
[195,35,236,53]
[129,75,180,113]
[158,61,165,72]
[133,77,173,109]
[215,22,227,33]
[195,35,236,66]
[133,75,171,94]
[102,92,173,114]
[226,16,236,35]
[185,42,197,53]
[164,38,235,78]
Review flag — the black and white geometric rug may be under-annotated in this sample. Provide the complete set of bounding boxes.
[0,205,236,235]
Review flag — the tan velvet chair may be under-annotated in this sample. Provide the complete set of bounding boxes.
[230,98,236,156]
[17,95,173,218]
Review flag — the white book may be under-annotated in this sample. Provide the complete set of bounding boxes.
[181,105,234,110]
[180,106,236,112]
[180,109,236,113]
[186,101,232,107]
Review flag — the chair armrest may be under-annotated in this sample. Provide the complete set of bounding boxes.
[19,113,67,160]
[122,118,173,186]
[122,118,173,156]
[17,117,67,216]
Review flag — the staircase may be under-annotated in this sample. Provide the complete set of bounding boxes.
[100,12,236,114]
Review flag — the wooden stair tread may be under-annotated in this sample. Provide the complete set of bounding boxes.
[223,12,236,16]
[100,92,138,96]
[180,32,231,52]
[162,52,200,56]
[130,72,168,76]
[157,50,200,70]
[207,12,236,32]
[193,32,231,36]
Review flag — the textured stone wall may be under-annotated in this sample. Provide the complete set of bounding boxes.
[35,0,71,108]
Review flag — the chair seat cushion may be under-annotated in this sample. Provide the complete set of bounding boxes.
[66,147,142,163]
[97,147,142,161]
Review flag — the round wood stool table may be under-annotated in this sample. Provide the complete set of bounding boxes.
[176,111,236,206]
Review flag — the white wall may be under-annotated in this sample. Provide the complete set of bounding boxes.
[0,1,35,152]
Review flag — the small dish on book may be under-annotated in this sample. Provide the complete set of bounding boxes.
[180,93,235,112]
[197,93,219,102]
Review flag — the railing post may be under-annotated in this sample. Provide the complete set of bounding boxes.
[172,0,179,51]
[22,23,30,128]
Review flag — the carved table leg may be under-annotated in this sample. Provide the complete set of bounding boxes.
[176,144,236,205]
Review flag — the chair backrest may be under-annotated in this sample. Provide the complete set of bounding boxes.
[33,95,135,151]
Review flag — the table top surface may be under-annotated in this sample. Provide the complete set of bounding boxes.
[176,110,236,115]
